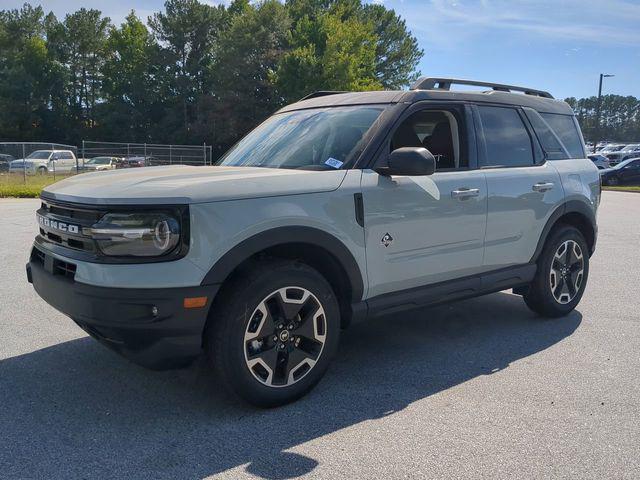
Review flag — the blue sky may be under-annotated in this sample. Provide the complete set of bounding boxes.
[2,0,639,100]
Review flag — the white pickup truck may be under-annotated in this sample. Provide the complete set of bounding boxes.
[9,150,78,175]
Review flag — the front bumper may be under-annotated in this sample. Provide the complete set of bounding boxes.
[27,245,219,369]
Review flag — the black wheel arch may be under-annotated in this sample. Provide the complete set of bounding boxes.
[201,226,365,312]
[530,200,597,262]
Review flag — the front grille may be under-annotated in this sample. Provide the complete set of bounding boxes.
[37,199,102,253]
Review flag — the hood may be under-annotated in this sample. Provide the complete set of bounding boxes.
[41,165,348,205]
[11,158,46,166]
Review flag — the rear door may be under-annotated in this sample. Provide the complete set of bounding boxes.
[474,104,564,270]
[59,151,76,171]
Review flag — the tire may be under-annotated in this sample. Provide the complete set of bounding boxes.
[523,225,589,318]
[205,259,340,407]
[37,167,47,175]
[606,176,619,186]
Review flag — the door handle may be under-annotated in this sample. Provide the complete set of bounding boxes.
[451,188,480,199]
[532,182,554,192]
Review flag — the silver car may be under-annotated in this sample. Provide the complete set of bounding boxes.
[27,77,599,407]
[9,150,77,175]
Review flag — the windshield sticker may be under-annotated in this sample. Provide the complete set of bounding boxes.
[325,157,343,169]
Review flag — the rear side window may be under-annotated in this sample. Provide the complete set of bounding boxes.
[523,108,569,160]
[477,106,534,167]
[539,113,584,158]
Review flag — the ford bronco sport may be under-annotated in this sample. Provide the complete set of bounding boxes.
[27,77,599,407]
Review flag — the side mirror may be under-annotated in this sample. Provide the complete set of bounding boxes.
[375,147,436,176]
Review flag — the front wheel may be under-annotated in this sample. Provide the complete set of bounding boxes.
[523,225,589,318]
[206,260,340,407]
[606,176,619,186]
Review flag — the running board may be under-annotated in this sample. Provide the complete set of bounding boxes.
[365,264,537,318]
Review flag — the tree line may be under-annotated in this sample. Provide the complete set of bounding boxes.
[565,95,640,143]
[0,0,422,154]
[2,0,638,154]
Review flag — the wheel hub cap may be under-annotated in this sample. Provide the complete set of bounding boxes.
[244,287,327,388]
[549,240,584,305]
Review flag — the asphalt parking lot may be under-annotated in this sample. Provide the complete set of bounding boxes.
[1,192,639,479]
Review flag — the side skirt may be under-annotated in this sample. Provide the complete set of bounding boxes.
[353,264,536,320]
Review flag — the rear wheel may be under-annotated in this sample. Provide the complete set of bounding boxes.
[523,225,589,318]
[206,260,340,407]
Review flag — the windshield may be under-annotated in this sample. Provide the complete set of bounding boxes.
[26,151,51,160]
[613,158,637,169]
[622,144,640,151]
[86,157,111,165]
[218,106,385,170]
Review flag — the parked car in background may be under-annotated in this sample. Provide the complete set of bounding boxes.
[606,143,640,166]
[8,150,77,175]
[600,157,640,186]
[598,144,626,153]
[81,156,123,171]
[588,154,610,169]
[0,153,15,172]
[123,156,158,168]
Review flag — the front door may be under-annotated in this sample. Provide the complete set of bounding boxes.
[361,105,487,299]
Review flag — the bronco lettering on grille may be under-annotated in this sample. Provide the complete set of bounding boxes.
[37,214,80,235]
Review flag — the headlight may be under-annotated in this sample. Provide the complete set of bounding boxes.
[86,212,181,257]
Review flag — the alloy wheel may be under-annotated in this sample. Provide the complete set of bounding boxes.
[243,287,327,388]
[549,240,584,304]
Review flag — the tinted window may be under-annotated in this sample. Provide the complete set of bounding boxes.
[478,106,534,167]
[59,152,74,159]
[539,113,584,158]
[523,108,569,160]
[391,109,465,169]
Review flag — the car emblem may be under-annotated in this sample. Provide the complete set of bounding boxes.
[381,232,394,247]
[37,214,80,235]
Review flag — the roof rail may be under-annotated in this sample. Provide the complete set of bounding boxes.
[299,91,348,101]
[410,77,554,99]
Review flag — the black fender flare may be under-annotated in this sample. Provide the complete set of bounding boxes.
[200,226,365,302]
[530,200,597,262]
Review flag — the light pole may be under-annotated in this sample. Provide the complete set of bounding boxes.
[594,73,614,152]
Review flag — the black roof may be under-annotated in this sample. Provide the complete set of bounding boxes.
[279,81,574,116]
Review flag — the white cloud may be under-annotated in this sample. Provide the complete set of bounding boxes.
[397,0,640,49]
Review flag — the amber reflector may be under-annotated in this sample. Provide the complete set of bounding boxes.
[183,296,208,309]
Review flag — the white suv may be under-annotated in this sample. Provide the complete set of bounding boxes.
[9,150,77,175]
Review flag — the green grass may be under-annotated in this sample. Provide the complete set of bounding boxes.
[0,173,72,198]
[602,185,640,193]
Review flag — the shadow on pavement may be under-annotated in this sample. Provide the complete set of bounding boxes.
[0,292,581,479]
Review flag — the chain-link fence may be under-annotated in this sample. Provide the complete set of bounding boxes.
[1,141,216,196]
[80,141,214,167]
[1,143,80,195]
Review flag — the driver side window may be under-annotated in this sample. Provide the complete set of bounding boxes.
[390,109,466,170]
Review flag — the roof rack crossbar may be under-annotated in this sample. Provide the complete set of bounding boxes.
[299,91,348,101]
[410,77,554,99]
